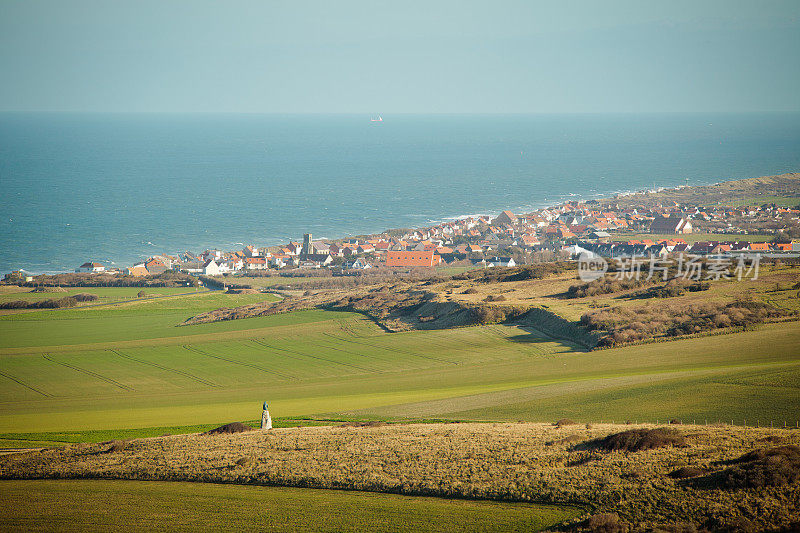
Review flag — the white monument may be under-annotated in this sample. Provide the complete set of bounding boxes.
[261,401,272,430]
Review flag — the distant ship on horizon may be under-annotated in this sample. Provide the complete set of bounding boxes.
[370,116,383,122]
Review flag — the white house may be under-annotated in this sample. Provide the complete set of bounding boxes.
[244,257,267,270]
[488,256,516,267]
[474,257,516,268]
[202,260,221,276]
[561,244,596,259]
[345,258,372,270]
[76,262,105,273]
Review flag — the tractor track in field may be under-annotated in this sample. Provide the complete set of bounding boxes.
[300,338,396,369]
[320,332,459,366]
[108,350,219,388]
[181,345,297,380]
[249,338,373,373]
[41,353,134,391]
[0,370,52,397]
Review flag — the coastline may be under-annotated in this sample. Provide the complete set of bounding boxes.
[5,177,726,276]
[5,170,800,276]
[4,112,800,275]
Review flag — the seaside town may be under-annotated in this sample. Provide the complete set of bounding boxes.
[7,188,798,282]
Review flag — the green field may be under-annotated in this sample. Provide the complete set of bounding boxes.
[0,286,799,443]
[0,480,580,532]
[0,286,196,305]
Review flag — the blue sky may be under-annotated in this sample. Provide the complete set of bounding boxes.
[1,0,798,113]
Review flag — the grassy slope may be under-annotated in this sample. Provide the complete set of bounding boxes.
[726,195,800,207]
[434,263,800,323]
[0,285,799,442]
[0,480,579,532]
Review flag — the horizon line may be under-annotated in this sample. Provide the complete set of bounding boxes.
[1,110,799,116]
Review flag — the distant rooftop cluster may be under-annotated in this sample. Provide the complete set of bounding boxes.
[32,192,797,282]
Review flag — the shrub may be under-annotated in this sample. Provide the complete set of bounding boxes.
[137,291,147,298]
[53,296,77,308]
[592,428,685,452]
[668,466,708,479]
[483,294,507,302]
[567,277,647,299]
[554,418,576,427]
[468,263,572,283]
[0,296,79,309]
[462,287,478,294]
[339,421,387,428]
[105,440,127,453]
[73,293,98,302]
[583,298,792,347]
[31,286,67,293]
[715,445,800,489]
[585,513,628,533]
[204,422,253,435]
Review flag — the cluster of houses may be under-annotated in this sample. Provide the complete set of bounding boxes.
[64,197,800,278]
[568,238,796,260]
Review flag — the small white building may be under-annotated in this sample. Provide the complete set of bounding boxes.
[76,262,105,273]
[345,258,372,270]
[487,256,516,267]
[202,260,221,276]
[244,257,268,270]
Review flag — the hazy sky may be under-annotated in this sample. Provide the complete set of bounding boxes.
[1,0,798,113]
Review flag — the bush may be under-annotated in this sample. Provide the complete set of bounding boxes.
[23,271,197,288]
[73,293,98,302]
[554,418,576,427]
[668,466,708,479]
[567,277,647,299]
[137,291,147,298]
[592,428,685,452]
[583,298,792,347]
[585,513,628,533]
[31,286,67,293]
[0,296,79,309]
[471,305,526,325]
[716,445,800,489]
[104,440,127,453]
[204,422,253,435]
[483,294,506,302]
[462,287,478,294]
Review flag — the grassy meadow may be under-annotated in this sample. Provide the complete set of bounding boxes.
[0,479,579,532]
[0,283,799,447]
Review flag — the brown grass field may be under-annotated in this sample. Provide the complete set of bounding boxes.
[2,422,799,531]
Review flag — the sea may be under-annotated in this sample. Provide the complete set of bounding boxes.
[1,112,799,274]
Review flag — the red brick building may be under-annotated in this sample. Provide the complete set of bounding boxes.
[386,250,441,267]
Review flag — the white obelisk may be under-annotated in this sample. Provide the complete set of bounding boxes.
[261,401,272,430]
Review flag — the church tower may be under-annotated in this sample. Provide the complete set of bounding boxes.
[302,233,313,256]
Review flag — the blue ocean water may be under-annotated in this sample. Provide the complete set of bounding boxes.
[1,113,799,274]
